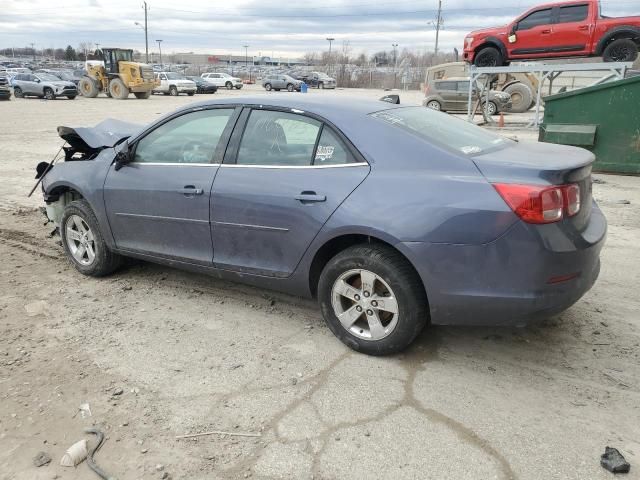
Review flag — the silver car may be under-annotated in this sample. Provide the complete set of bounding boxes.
[12,72,77,100]
[262,74,303,92]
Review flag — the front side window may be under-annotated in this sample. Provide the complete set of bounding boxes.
[371,106,514,156]
[236,110,321,166]
[517,8,552,30]
[557,4,588,23]
[134,109,234,164]
[165,72,183,80]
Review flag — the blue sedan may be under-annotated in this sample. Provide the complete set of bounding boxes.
[38,95,606,355]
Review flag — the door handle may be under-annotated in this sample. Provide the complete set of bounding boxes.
[578,25,589,31]
[295,191,326,203]
[179,186,203,196]
[541,29,552,34]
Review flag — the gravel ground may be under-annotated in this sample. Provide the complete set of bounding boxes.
[0,85,639,480]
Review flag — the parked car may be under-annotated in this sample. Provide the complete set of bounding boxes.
[262,74,303,92]
[12,73,77,100]
[201,72,243,90]
[186,76,218,94]
[0,75,11,100]
[423,77,512,115]
[152,72,196,96]
[464,0,640,66]
[304,72,336,89]
[37,96,605,355]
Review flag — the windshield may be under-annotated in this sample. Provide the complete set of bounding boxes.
[316,73,331,79]
[371,106,514,156]
[36,73,62,82]
[165,72,184,80]
[113,50,133,62]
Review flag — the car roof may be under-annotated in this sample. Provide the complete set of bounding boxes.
[436,77,469,81]
[184,95,397,126]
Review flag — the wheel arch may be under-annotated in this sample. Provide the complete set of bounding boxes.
[307,232,429,304]
[474,37,508,61]
[596,26,640,55]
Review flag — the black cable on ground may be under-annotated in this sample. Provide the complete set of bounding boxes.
[84,428,117,480]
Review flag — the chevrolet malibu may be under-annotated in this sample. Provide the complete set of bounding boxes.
[37,96,605,355]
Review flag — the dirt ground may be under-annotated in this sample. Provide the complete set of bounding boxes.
[1,85,639,480]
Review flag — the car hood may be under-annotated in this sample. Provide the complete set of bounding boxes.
[50,81,76,88]
[174,80,195,86]
[58,118,142,153]
[467,26,507,37]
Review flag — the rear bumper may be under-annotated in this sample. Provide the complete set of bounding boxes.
[402,202,606,326]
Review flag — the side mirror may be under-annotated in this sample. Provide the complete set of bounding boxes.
[380,94,400,104]
[114,145,132,171]
[35,78,41,83]
[508,24,518,43]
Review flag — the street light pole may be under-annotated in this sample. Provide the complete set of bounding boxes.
[243,44,249,83]
[156,39,163,66]
[143,2,149,63]
[30,42,36,62]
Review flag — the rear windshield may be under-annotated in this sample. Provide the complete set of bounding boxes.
[370,106,514,156]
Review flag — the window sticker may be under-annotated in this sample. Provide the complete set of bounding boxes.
[315,145,335,162]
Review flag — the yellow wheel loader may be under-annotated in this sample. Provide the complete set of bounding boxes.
[79,48,156,99]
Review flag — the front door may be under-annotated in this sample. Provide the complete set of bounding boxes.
[508,7,554,59]
[104,107,237,264]
[211,108,370,277]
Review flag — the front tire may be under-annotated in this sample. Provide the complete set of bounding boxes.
[426,100,442,111]
[602,38,638,62]
[79,77,99,98]
[60,200,122,277]
[286,83,294,92]
[318,244,429,356]
[169,85,178,96]
[43,88,55,100]
[265,83,272,91]
[474,47,504,67]
[109,78,130,99]
[225,81,233,90]
[483,101,498,116]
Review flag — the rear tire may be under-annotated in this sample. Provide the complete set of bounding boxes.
[426,100,442,111]
[79,77,99,98]
[286,83,294,92]
[318,244,429,356]
[13,87,23,98]
[265,83,272,91]
[602,38,638,62]
[134,91,151,99]
[503,82,533,113]
[60,200,123,277]
[109,78,130,99]
[225,81,233,90]
[483,101,498,116]
[474,47,504,67]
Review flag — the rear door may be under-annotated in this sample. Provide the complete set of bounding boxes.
[436,81,459,110]
[551,3,592,55]
[509,7,555,58]
[104,106,238,264]
[210,107,370,277]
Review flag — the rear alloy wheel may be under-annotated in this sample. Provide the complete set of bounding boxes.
[43,88,55,100]
[60,200,122,277]
[13,87,23,98]
[286,83,294,92]
[109,78,130,99]
[225,81,233,90]
[602,38,638,63]
[426,100,441,111]
[318,244,428,355]
[474,47,504,67]
[483,101,498,116]
[265,83,272,91]
[169,85,178,96]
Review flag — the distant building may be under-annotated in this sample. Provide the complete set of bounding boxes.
[136,51,306,66]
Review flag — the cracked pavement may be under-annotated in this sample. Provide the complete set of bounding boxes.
[1,88,639,479]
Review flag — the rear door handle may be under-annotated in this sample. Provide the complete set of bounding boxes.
[578,25,590,31]
[295,191,326,203]
[179,186,203,196]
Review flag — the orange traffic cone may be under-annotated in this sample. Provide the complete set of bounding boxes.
[498,112,505,128]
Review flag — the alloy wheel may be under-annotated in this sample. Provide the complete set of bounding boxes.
[331,269,399,341]
[65,214,96,266]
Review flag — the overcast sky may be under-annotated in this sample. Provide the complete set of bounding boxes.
[2,0,637,58]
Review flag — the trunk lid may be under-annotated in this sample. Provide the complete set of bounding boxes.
[472,141,595,230]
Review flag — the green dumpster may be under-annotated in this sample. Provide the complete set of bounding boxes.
[539,75,640,174]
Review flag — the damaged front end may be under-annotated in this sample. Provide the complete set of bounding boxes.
[35,118,140,230]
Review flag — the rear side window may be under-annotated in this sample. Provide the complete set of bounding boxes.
[457,81,470,91]
[314,128,354,165]
[236,110,321,166]
[371,106,514,156]
[517,8,552,30]
[557,4,588,23]
[437,81,456,90]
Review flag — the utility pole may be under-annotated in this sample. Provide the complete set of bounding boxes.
[326,37,334,73]
[434,0,443,57]
[143,2,149,63]
[156,39,163,66]
[30,43,36,62]
[243,44,249,82]
[392,43,398,89]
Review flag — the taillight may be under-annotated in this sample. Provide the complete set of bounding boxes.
[493,183,580,224]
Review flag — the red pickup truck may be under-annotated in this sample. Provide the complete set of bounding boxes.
[463,0,640,66]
